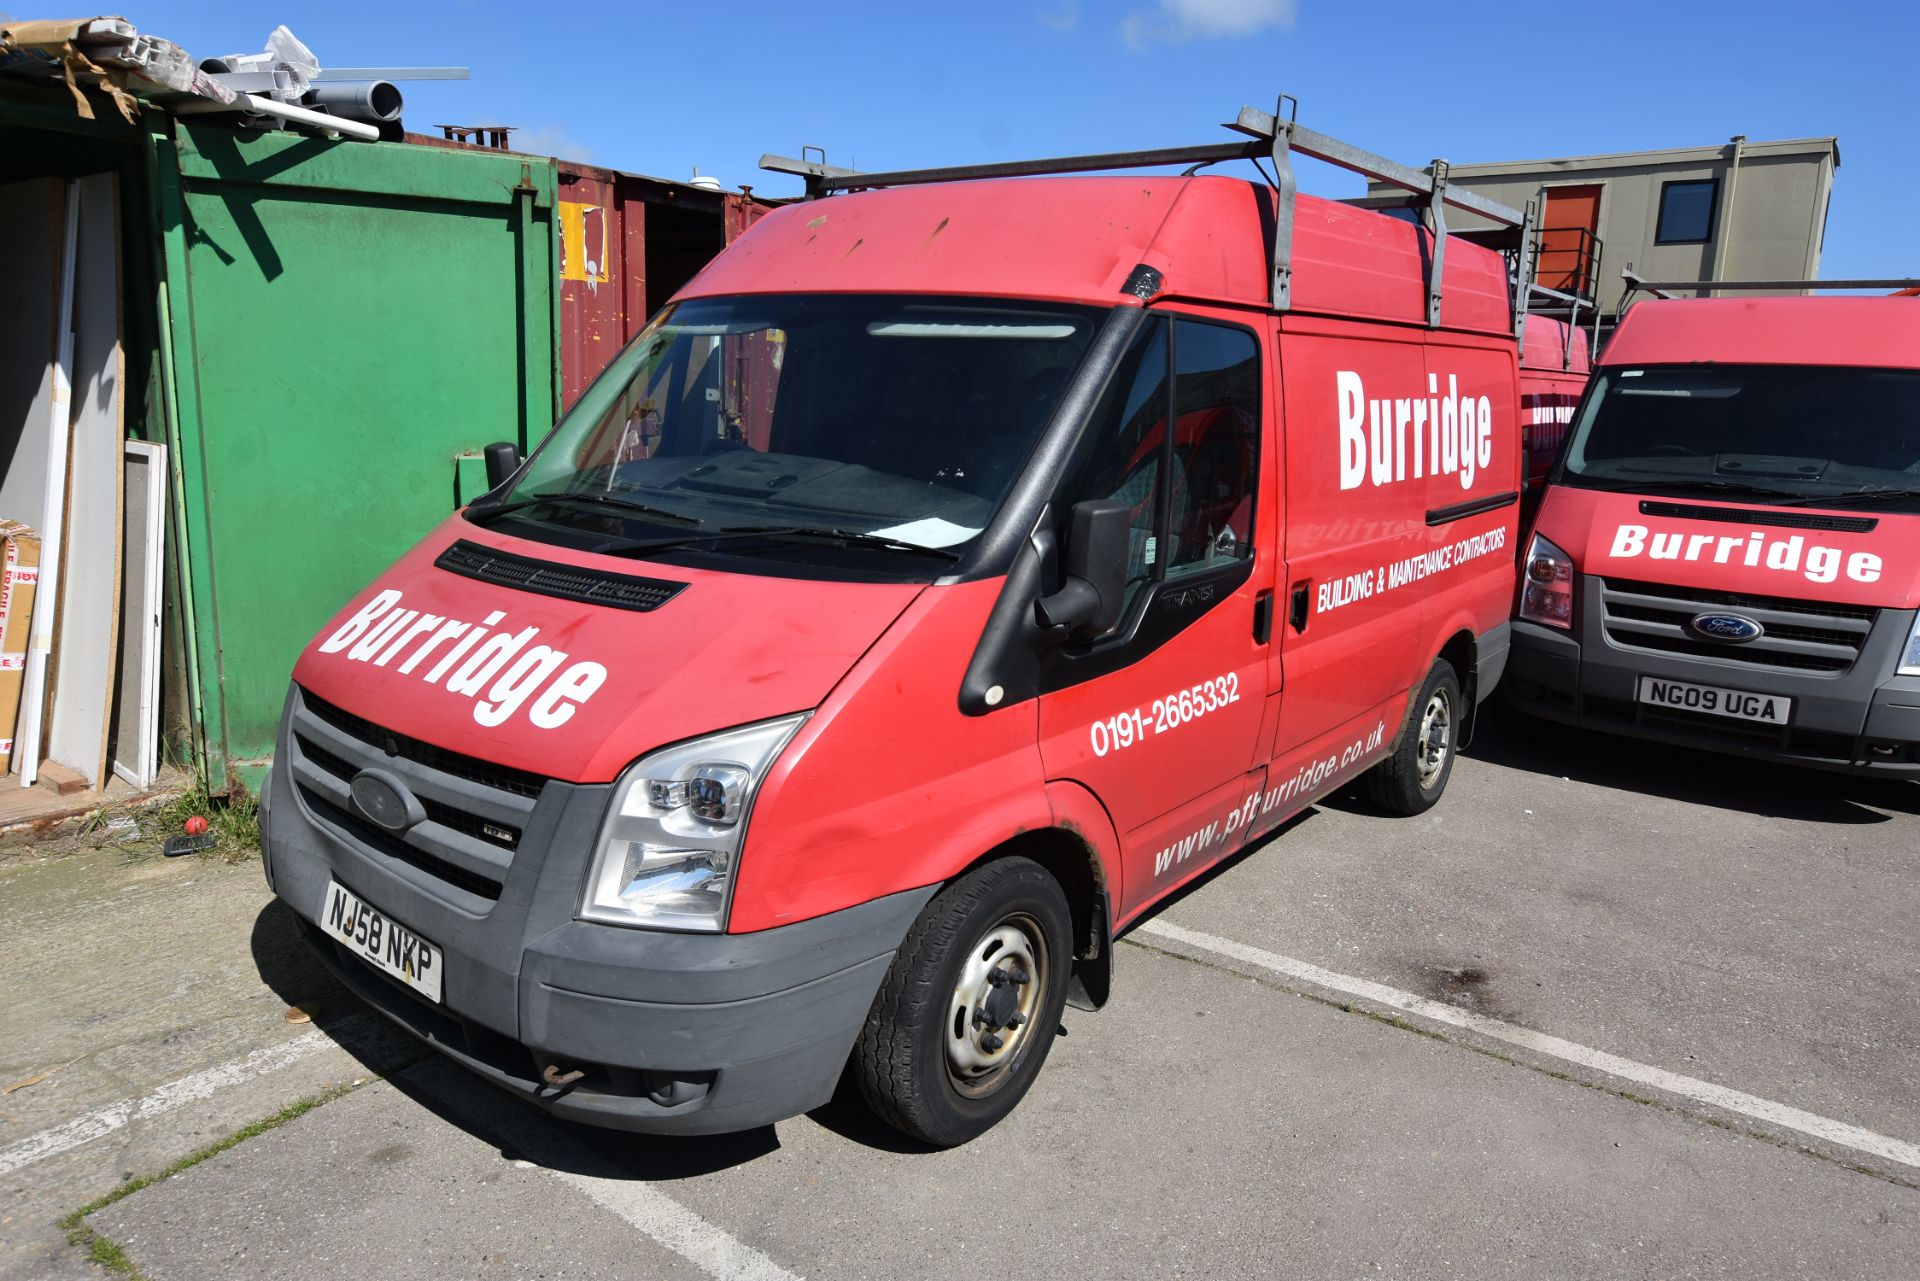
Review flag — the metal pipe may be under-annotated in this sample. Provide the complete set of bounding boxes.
[1624,276,1920,292]
[306,80,403,125]
[1709,134,1745,296]
[171,91,380,142]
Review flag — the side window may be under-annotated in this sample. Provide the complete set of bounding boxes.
[1166,319,1259,576]
[1058,314,1260,632]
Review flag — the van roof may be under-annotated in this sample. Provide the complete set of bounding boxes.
[1602,296,1920,370]
[678,175,1516,337]
[1519,314,1591,374]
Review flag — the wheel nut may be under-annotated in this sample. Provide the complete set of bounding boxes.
[1008,1012,1028,1027]
[980,1032,1004,1052]
[986,970,1008,987]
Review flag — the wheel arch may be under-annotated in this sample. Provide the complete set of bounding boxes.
[947,786,1119,1012]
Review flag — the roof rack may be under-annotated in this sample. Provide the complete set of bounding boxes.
[1621,267,1920,302]
[762,96,1539,341]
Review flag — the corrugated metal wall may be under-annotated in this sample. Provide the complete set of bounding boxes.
[155,122,561,786]
[555,163,774,407]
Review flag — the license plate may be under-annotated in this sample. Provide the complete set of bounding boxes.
[1636,675,1791,725]
[321,880,443,1003]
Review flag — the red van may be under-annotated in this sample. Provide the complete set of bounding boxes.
[1510,283,1920,776]
[1519,315,1590,491]
[262,105,1561,1144]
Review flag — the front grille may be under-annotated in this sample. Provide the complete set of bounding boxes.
[1598,577,1876,675]
[290,688,545,907]
[436,539,686,612]
[298,787,506,902]
[295,733,522,850]
[303,691,545,799]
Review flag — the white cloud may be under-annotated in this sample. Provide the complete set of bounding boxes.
[509,124,595,164]
[1121,0,1298,49]
[1038,0,1081,31]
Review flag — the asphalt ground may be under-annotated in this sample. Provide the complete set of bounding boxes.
[8,704,1920,1278]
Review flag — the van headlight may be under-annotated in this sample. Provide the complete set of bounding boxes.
[580,714,806,932]
[1900,611,1920,677]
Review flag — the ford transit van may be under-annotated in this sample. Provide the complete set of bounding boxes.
[263,104,1564,1144]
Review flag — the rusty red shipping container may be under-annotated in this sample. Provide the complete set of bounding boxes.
[555,162,776,409]
[405,133,776,411]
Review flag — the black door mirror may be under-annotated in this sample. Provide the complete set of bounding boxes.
[483,441,524,491]
[1034,499,1131,639]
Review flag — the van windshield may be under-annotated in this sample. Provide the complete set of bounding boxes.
[482,294,1103,569]
[1559,365,1920,512]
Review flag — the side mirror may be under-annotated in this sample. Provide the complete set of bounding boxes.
[1034,499,1130,639]
[483,441,524,491]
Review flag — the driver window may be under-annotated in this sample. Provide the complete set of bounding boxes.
[1057,314,1260,632]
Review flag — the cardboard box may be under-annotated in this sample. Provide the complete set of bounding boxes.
[0,519,42,774]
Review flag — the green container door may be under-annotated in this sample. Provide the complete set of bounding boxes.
[157,123,559,788]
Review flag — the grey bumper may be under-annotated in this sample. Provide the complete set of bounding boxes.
[1505,579,1920,778]
[263,687,934,1134]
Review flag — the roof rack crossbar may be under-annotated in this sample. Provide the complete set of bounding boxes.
[1512,196,1540,357]
[1427,158,1451,328]
[1229,106,1526,227]
[1621,270,1920,294]
[759,141,1263,196]
[761,97,1533,330]
[1266,94,1298,312]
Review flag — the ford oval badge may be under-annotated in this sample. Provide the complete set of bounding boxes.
[350,769,423,833]
[1689,612,1764,643]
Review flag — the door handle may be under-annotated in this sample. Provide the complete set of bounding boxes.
[1288,581,1310,634]
[1252,590,1273,644]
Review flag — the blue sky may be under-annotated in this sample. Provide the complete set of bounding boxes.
[123,1,1917,280]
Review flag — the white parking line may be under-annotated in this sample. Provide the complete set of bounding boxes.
[426,1062,803,1281]
[0,1025,346,1177]
[553,1170,803,1281]
[1137,918,1920,1171]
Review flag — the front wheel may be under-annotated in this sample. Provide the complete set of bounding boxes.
[1365,661,1462,816]
[853,857,1073,1147]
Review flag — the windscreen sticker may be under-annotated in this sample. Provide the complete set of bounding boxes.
[316,589,608,730]
[1609,525,1882,586]
[867,516,981,548]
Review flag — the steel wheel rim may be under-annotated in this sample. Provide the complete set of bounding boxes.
[1416,686,1453,790]
[946,911,1048,1098]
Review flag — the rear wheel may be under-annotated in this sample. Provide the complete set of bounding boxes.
[854,857,1072,1147]
[1365,661,1461,816]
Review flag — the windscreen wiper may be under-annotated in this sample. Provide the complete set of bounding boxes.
[1771,488,1920,508]
[592,525,963,561]
[470,491,704,527]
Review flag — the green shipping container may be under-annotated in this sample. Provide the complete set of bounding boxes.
[0,91,559,792]
[160,124,560,788]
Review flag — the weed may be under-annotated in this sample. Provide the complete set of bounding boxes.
[79,781,260,865]
[59,1084,356,1279]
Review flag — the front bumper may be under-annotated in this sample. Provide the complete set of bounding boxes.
[1505,580,1920,778]
[263,687,934,1134]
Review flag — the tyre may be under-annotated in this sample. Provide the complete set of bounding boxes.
[854,857,1073,1147]
[1365,661,1462,816]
